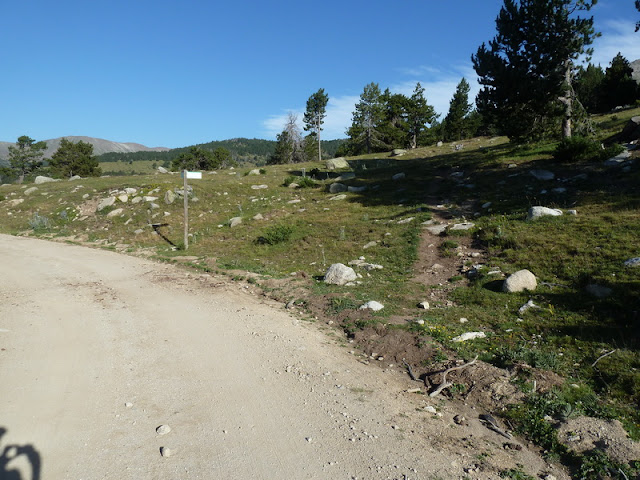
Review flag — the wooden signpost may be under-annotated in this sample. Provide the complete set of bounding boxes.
[181,170,202,250]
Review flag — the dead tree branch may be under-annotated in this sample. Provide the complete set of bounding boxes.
[428,355,478,398]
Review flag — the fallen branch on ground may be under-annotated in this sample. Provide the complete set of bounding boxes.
[592,349,617,368]
[428,355,478,398]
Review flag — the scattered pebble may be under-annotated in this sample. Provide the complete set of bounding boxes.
[160,446,173,457]
[156,425,171,435]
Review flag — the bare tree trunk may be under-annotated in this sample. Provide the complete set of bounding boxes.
[316,119,322,163]
[560,60,573,139]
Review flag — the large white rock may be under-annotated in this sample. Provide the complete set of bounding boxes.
[34,176,58,184]
[452,332,486,342]
[97,196,116,211]
[326,157,349,170]
[24,187,38,195]
[107,208,123,218]
[527,206,563,220]
[229,217,242,228]
[164,190,176,204]
[359,301,384,311]
[157,166,169,173]
[503,269,537,293]
[324,263,357,285]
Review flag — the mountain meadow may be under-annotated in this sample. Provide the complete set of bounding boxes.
[1,104,639,478]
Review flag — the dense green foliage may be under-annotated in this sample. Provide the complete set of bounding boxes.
[6,135,47,181]
[473,0,597,141]
[170,146,234,171]
[342,82,438,155]
[575,54,640,113]
[553,135,624,162]
[442,78,474,141]
[303,89,329,162]
[49,139,102,178]
[346,82,386,154]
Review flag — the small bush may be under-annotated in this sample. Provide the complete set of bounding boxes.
[283,175,316,188]
[553,136,624,163]
[29,213,51,231]
[257,224,295,245]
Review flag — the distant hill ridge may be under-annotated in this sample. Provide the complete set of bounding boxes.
[0,136,170,161]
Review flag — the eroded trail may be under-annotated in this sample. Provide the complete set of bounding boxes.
[0,235,564,480]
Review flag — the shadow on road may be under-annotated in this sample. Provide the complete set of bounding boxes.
[0,427,41,480]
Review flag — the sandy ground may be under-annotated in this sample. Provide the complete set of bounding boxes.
[0,234,567,480]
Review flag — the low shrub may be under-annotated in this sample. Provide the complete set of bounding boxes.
[553,136,624,163]
[283,175,316,188]
[257,224,295,245]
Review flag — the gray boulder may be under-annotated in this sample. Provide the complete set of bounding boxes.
[326,157,349,170]
[24,187,38,195]
[97,196,116,212]
[529,169,555,181]
[503,269,537,293]
[229,217,242,228]
[624,257,640,267]
[324,263,357,285]
[157,166,169,173]
[34,176,58,184]
[329,183,347,193]
[604,150,631,166]
[527,206,563,220]
[391,149,407,156]
[164,190,176,204]
[621,116,640,141]
[336,172,356,181]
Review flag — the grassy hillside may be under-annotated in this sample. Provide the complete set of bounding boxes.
[1,107,639,478]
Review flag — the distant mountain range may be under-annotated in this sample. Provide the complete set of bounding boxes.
[0,136,170,161]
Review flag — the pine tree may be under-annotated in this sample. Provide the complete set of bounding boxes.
[600,53,638,111]
[472,0,597,142]
[303,89,329,162]
[379,89,409,149]
[406,83,437,148]
[7,135,47,183]
[49,139,101,178]
[574,63,605,113]
[347,83,386,154]
[269,131,294,165]
[443,78,473,141]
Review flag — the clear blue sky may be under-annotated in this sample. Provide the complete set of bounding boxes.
[1,0,638,148]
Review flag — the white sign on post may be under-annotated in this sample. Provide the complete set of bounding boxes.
[182,170,202,250]
[182,171,202,180]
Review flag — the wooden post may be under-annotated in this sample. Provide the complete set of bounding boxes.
[183,170,189,250]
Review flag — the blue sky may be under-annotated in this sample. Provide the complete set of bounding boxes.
[1,0,638,148]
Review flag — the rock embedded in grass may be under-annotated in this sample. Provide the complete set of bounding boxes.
[97,196,116,212]
[503,269,537,293]
[329,183,347,193]
[529,169,555,181]
[527,206,563,220]
[358,301,384,311]
[324,263,357,286]
[452,332,486,342]
[624,257,640,267]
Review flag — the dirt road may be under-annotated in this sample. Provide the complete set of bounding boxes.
[0,234,564,479]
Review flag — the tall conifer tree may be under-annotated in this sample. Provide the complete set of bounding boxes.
[473,0,597,141]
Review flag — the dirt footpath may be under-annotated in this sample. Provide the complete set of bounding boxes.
[0,234,566,479]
